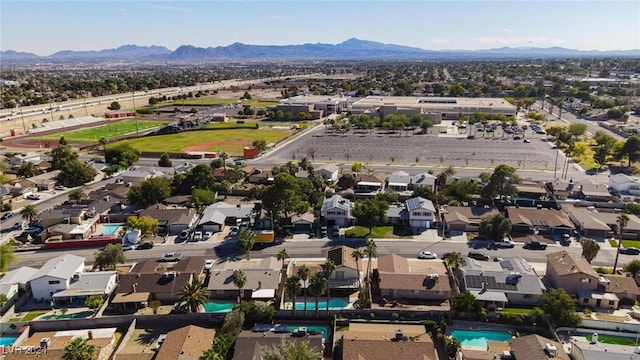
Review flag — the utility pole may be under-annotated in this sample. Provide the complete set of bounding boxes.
[20,106,26,133]
[132,92,139,137]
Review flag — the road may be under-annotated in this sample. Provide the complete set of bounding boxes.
[531,101,625,141]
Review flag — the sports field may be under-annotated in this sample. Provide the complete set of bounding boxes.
[36,120,167,142]
[112,128,290,155]
[159,98,278,107]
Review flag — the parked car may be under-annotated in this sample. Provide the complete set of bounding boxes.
[54,185,67,191]
[620,247,640,255]
[229,227,239,237]
[180,229,190,241]
[1,212,15,220]
[468,251,490,261]
[121,244,136,251]
[493,239,515,248]
[26,194,41,200]
[204,259,214,271]
[418,251,438,260]
[441,252,454,260]
[137,242,154,250]
[159,252,182,262]
[13,221,27,230]
[523,240,548,250]
[193,230,203,241]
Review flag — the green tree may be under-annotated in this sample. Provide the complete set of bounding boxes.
[337,174,356,189]
[568,123,588,140]
[158,153,173,167]
[617,135,640,167]
[233,269,248,303]
[84,295,104,311]
[351,248,364,290]
[191,188,218,210]
[200,335,233,360]
[351,162,363,173]
[63,337,96,360]
[297,265,311,318]
[353,198,389,235]
[452,292,482,314]
[445,251,467,277]
[479,213,512,240]
[623,259,640,276]
[613,213,629,273]
[94,243,126,271]
[364,239,377,303]
[0,243,17,272]
[539,288,581,327]
[221,310,245,338]
[126,215,159,237]
[0,294,8,308]
[593,145,610,169]
[178,279,210,313]
[68,188,87,204]
[285,275,302,318]
[261,339,322,360]
[277,249,290,270]
[261,173,310,218]
[59,160,98,187]
[445,337,461,360]
[16,162,41,178]
[108,101,121,110]
[20,204,39,225]
[127,177,171,207]
[481,164,521,198]
[105,144,139,168]
[321,259,336,316]
[237,229,255,260]
[307,271,327,318]
[580,238,600,264]
[50,144,78,170]
[252,139,267,152]
[412,185,436,203]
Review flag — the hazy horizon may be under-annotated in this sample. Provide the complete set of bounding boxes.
[2,0,639,56]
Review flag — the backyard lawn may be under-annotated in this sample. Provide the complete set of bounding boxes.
[608,239,640,248]
[111,128,289,155]
[345,226,413,239]
[36,120,166,143]
[585,334,640,346]
[9,310,48,322]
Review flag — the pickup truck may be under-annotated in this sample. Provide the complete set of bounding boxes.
[523,240,547,250]
[159,252,182,262]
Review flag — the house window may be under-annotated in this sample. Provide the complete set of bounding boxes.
[48,280,60,285]
[580,278,591,283]
[609,300,615,305]
[335,271,345,280]
[583,298,589,303]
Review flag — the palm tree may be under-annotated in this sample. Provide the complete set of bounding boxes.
[233,269,247,303]
[220,151,228,171]
[63,337,96,360]
[613,213,630,273]
[364,239,377,302]
[178,278,210,313]
[16,162,41,178]
[308,271,327,319]
[351,248,364,290]
[99,137,108,164]
[68,188,87,204]
[285,275,302,318]
[20,204,39,225]
[580,238,600,264]
[321,259,336,316]
[237,229,255,260]
[297,264,311,318]
[446,252,467,295]
[277,249,291,271]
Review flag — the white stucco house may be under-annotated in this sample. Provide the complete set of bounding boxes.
[321,195,354,228]
[609,173,640,200]
[0,266,38,302]
[315,164,340,183]
[406,197,436,232]
[29,254,86,302]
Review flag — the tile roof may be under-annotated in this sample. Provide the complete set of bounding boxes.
[441,206,499,224]
[174,258,205,274]
[155,325,215,360]
[116,272,191,296]
[140,207,196,224]
[546,250,598,278]
[130,260,161,274]
[603,274,640,297]
[232,330,323,360]
[377,255,450,292]
[207,269,280,291]
[342,323,436,360]
[326,246,359,269]
[507,208,574,228]
[509,334,569,360]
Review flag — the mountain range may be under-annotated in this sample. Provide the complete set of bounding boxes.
[1,38,638,64]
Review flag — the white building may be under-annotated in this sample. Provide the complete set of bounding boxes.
[0,266,38,302]
[321,195,354,228]
[315,164,340,183]
[29,254,85,302]
[609,173,640,200]
[406,197,436,232]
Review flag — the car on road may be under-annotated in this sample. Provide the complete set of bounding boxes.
[26,194,41,200]
[54,185,67,191]
[1,212,15,220]
[159,252,182,262]
[229,227,239,237]
[137,242,154,250]
[493,239,515,248]
[523,240,548,250]
[523,139,530,143]
[468,251,490,261]
[620,247,640,255]
[418,251,438,260]
[204,259,214,271]
[121,244,136,251]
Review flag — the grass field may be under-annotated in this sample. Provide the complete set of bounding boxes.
[204,122,258,129]
[585,334,639,346]
[112,128,289,155]
[609,239,640,248]
[36,120,166,143]
[345,226,413,239]
[10,310,48,322]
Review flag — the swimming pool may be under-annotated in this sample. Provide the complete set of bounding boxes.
[101,224,123,235]
[0,337,18,347]
[450,329,513,350]
[41,311,93,320]
[203,301,235,313]
[295,298,349,311]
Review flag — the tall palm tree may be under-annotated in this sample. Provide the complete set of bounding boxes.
[296,264,311,318]
[68,188,87,204]
[20,204,39,225]
[99,137,108,164]
[613,213,630,273]
[178,278,210,313]
[237,229,255,260]
[63,337,96,360]
[446,252,467,295]
[285,275,302,318]
[16,162,41,178]
[308,271,327,319]
[277,249,291,271]
[321,259,336,316]
[364,239,377,302]
[233,269,247,303]
[351,248,364,290]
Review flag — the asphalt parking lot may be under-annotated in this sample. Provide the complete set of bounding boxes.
[277,124,560,171]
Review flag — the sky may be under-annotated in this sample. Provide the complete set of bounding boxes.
[2,0,639,56]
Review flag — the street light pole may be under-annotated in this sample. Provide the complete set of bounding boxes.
[19,105,26,133]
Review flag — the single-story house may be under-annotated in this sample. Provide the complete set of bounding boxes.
[207,257,281,301]
[377,254,450,301]
[198,202,255,233]
[440,206,500,233]
[506,207,574,235]
[0,266,38,303]
[139,206,199,235]
[52,271,117,307]
[509,334,570,360]
[578,183,612,202]
[115,271,193,305]
[609,173,640,198]
[155,325,216,360]
[232,330,323,360]
[342,323,436,360]
[568,207,613,239]
[315,164,339,183]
